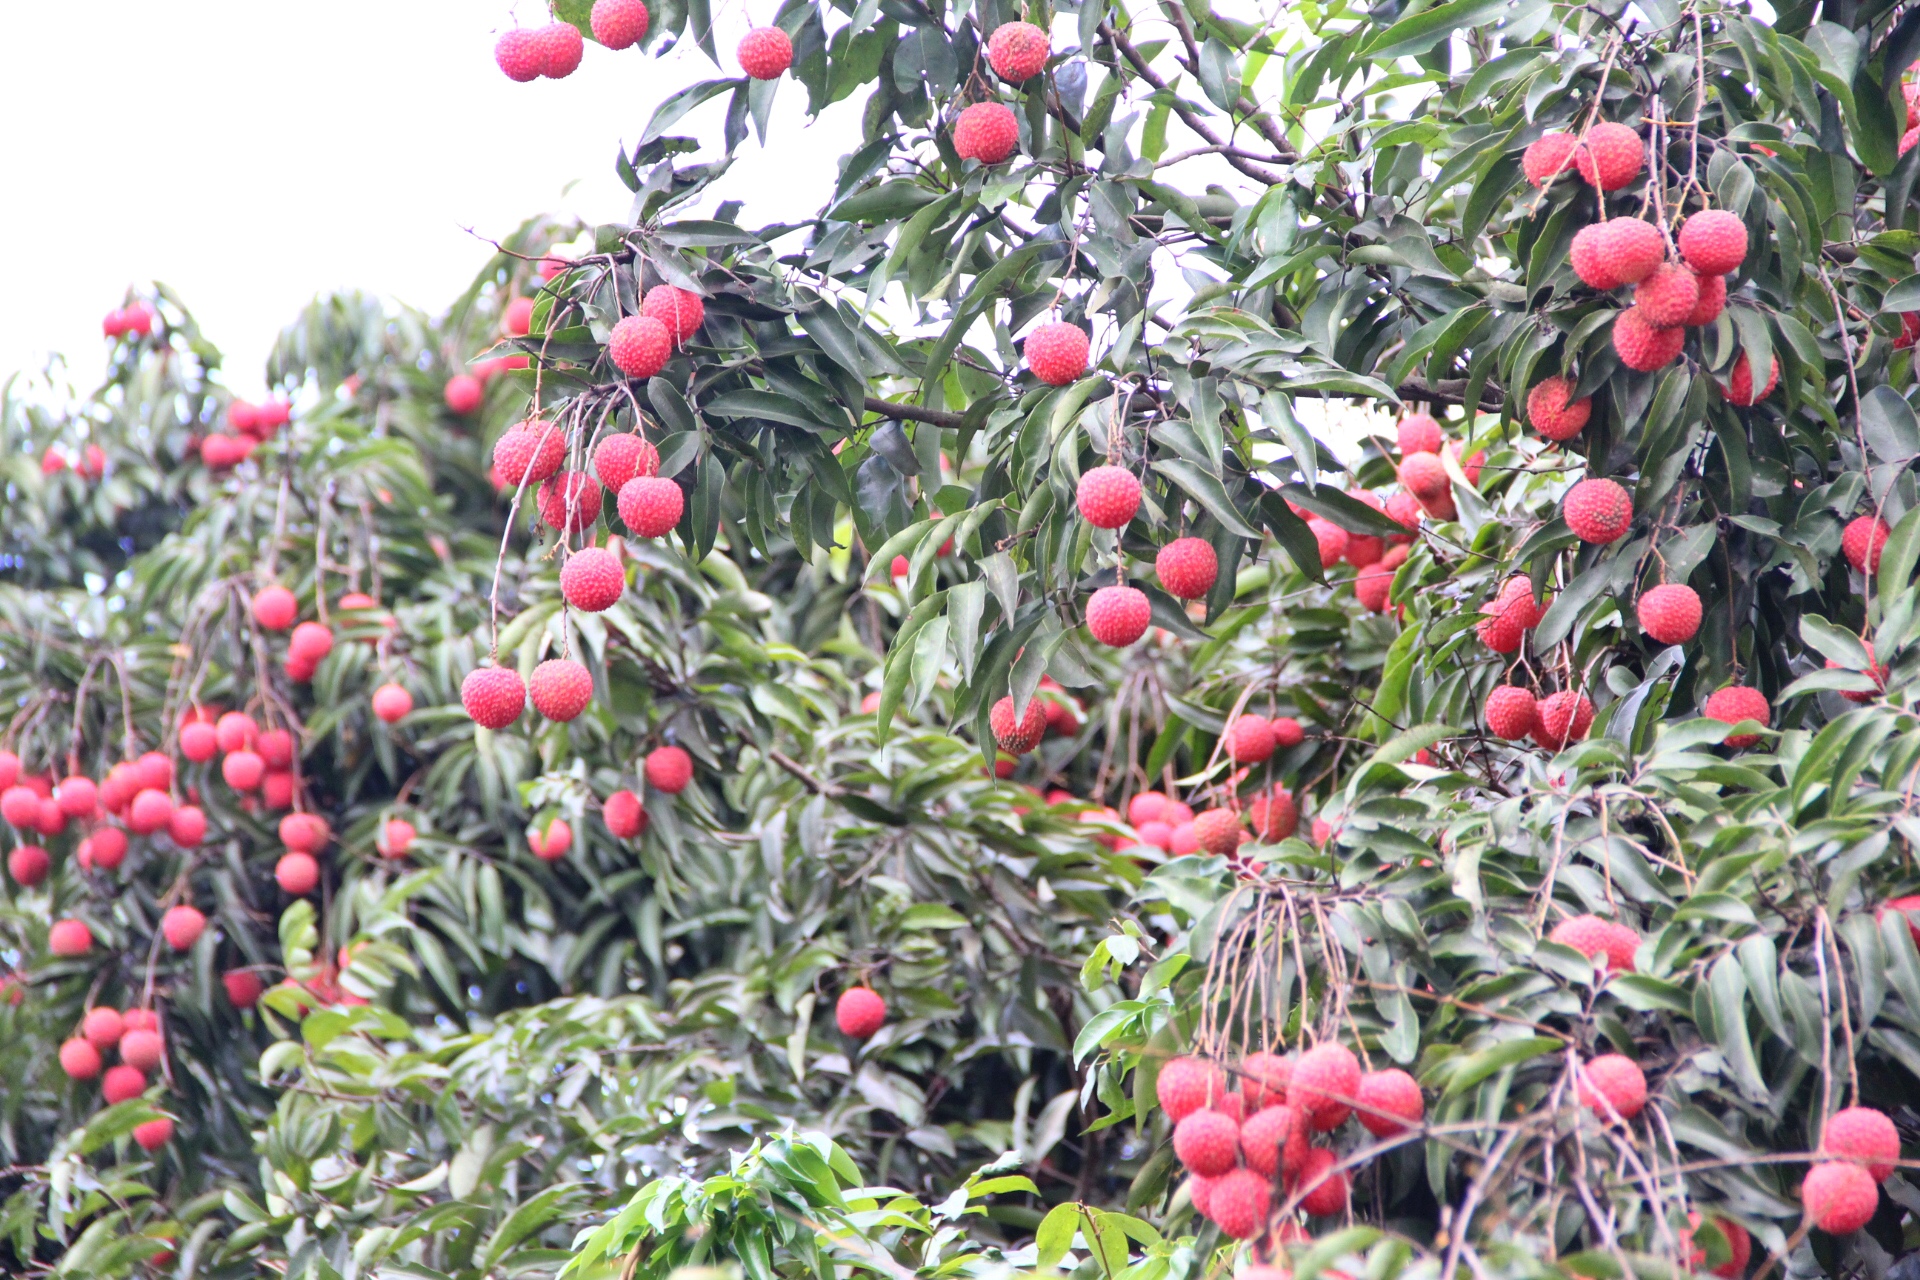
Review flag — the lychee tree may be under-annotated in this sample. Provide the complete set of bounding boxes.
[7,0,1920,1275]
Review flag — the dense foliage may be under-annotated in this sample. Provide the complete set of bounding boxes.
[4,0,1920,1275]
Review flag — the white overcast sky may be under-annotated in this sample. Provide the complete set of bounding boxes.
[0,2,864,399]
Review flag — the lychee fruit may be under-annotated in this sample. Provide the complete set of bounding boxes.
[221,751,265,792]
[1634,263,1701,328]
[61,1038,103,1079]
[1523,132,1578,186]
[1572,221,1657,289]
[645,744,694,793]
[49,918,94,956]
[180,720,218,761]
[133,1117,174,1151]
[161,905,206,950]
[276,851,319,895]
[609,315,672,379]
[528,817,573,860]
[1186,1175,1216,1219]
[1226,714,1277,765]
[1306,519,1349,569]
[378,819,416,857]
[990,696,1047,754]
[1272,718,1304,748]
[1826,639,1889,704]
[495,28,544,81]
[1077,465,1140,528]
[1575,122,1645,191]
[1704,685,1769,748]
[1485,686,1539,740]
[1355,1069,1424,1136]
[1637,583,1702,644]
[1564,477,1632,543]
[1157,537,1218,599]
[281,812,330,853]
[1843,516,1890,573]
[1476,579,1544,653]
[1550,915,1639,971]
[289,621,333,665]
[640,286,704,344]
[1533,690,1595,749]
[836,986,887,1038]
[252,585,297,631]
[987,21,1050,81]
[535,22,584,77]
[1802,1161,1879,1234]
[1686,271,1728,325]
[618,475,685,538]
[257,729,294,771]
[1157,1056,1228,1120]
[592,433,660,490]
[561,546,626,612]
[120,1027,164,1070]
[1822,1106,1901,1182]
[591,0,650,48]
[492,421,567,488]
[1240,1103,1302,1176]
[1025,322,1089,386]
[1207,1168,1271,1239]
[372,683,413,723]
[1678,209,1748,276]
[215,711,257,753]
[1239,1051,1293,1108]
[1085,585,1150,647]
[83,1007,125,1049]
[530,659,595,721]
[604,789,646,839]
[503,296,536,336]
[103,1064,147,1104]
[168,805,207,848]
[738,26,793,78]
[537,471,602,533]
[1724,352,1780,406]
[1398,451,1449,500]
[1290,1042,1361,1130]
[1192,809,1244,855]
[1173,1108,1240,1176]
[223,969,263,1007]
[953,101,1019,163]
[1577,1053,1647,1120]
[1398,413,1443,455]
[1246,787,1298,842]
[444,374,483,415]
[1526,376,1591,441]
[1614,306,1686,371]
[7,844,49,886]
[1296,1147,1349,1216]
[462,666,526,730]
[92,826,129,869]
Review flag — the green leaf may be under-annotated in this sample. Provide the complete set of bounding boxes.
[1149,459,1262,539]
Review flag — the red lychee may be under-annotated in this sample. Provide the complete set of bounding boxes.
[953,101,1019,163]
[1704,685,1769,748]
[528,817,573,860]
[738,26,793,78]
[253,585,297,631]
[1398,413,1443,455]
[180,720,218,761]
[1297,1146,1349,1215]
[1685,271,1728,326]
[372,683,413,724]
[1207,1168,1272,1239]
[1678,209,1747,276]
[1355,1068,1424,1136]
[1239,1052,1293,1108]
[378,819,416,857]
[121,1027,164,1070]
[1476,579,1545,654]
[1533,690,1595,749]
[275,851,319,895]
[1157,537,1218,599]
[1306,519,1349,569]
[1575,122,1645,191]
[990,696,1048,754]
[530,659,594,721]
[223,969,263,1007]
[1076,465,1140,528]
[133,1117,174,1151]
[221,748,266,791]
[609,315,672,378]
[1724,353,1778,405]
[1637,583,1702,644]
[1226,715,1277,764]
[537,471,602,533]
[1843,516,1890,573]
[280,812,329,853]
[493,421,568,488]
[161,905,206,950]
[604,789,647,839]
[645,744,694,793]
[61,1038,103,1079]
[496,28,544,81]
[1550,915,1639,971]
[503,296,536,337]
[1822,1106,1900,1182]
[618,476,685,538]
[641,285,704,344]
[1192,809,1244,855]
[168,805,206,848]
[1291,1042,1361,1130]
[49,918,94,956]
[1802,1161,1878,1234]
[1578,1054,1647,1120]
[1564,477,1632,543]
[836,986,887,1038]
[1614,306,1686,371]
[1173,1108,1240,1176]
[1826,639,1889,704]
[289,621,333,665]
[561,546,626,612]
[444,374,483,415]
[1239,1103,1301,1176]
[591,0,650,48]
[102,1064,146,1104]
[1634,263,1700,328]
[1025,322,1089,386]
[1527,376,1591,441]
[1484,687,1539,742]
[462,666,526,730]
[215,711,257,754]
[1157,1056,1228,1120]
[592,433,660,490]
[988,20,1050,82]
[83,1007,125,1049]
[1524,131,1579,186]
[7,844,49,886]
[535,22,584,76]
[1086,585,1150,647]
[1398,451,1449,500]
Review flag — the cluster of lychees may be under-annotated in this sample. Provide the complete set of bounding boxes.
[494,1,792,84]
[198,397,294,471]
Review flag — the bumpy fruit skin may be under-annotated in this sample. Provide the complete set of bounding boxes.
[609,315,672,378]
[1614,306,1686,370]
[1637,583,1702,644]
[1186,1175,1217,1219]
[1173,1108,1241,1176]
[1239,1103,1299,1175]
[1344,532,1384,568]
[161,905,206,950]
[1578,1054,1648,1120]
[645,745,694,793]
[496,28,544,81]
[737,26,793,78]
[1157,537,1218,599]
[537,22,585,76]
[1575,122,1645,190]
[1533,691,1595,749]
[990,696,1048,754]
[604,789,647,839]
[276,852,319,895]
[538,471,602,533]
[1385,491,1423,538]
[1822,1106,1901,1182]
[530,659,595,721]
[1076,465,1141,528]
[1678,209,1748,276]
[1564,477,1633,543]
[561,546,626,612]
[591,0,650,48]
[1297,1147,1350,1216]
[1724,353,1778,405]
[1226,715,1277,764]
[462,667,526,730]
[593,433,660,489]
[1355,1068,1424,1136]
[1477,579,1544,653]
[641,286,704,343]
[836,986,887,1038]
[1634,263,1701,328]
[1484,688,1538,741]
[1398,412,1443,455]
[1398,451,1449,500]
[1085,585,1151,647]
[1685,271,1728,326]
[1207,1169,1271,1239]
[619,476,685,538]
[1570,224,1623,289]
[253,585,297,631]
[1527,376,1591,441]
[372,683,413,723]
[1158,1056,1228,1120]
[1239,1051,1292,1108]
[953,101,1020,163]
[1802,1161,1879,1234]
[987,21,1050,80]
[1523,132,1578,186]
[1291,1042,1362,1130]
[1704,685,1770,748]
[493,422,567,487]
[1843,516,1890,573]
[444,373,483,415]
[1025,322,1089,385]
[1550,915,1639,971]
[1192,809,1244,855]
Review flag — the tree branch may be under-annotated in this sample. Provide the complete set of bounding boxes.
[1100,22,1290,187]
[1285,377,1505,412]
[863,396,966,429]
